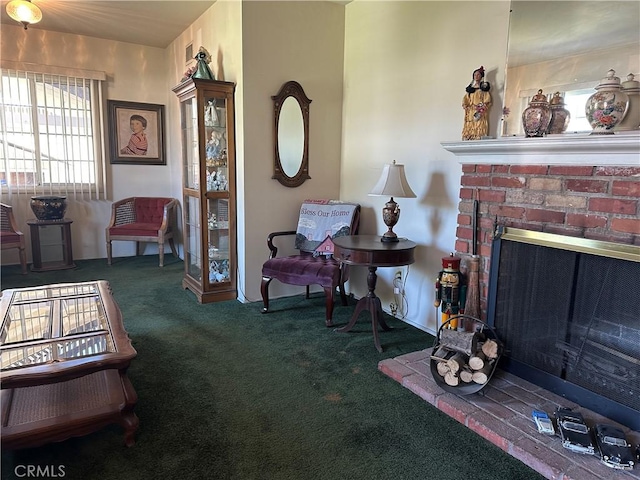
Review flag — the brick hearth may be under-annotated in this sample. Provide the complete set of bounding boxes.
[379,349,640,480]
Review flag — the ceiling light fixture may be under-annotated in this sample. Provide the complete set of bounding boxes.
[6,0,42,30]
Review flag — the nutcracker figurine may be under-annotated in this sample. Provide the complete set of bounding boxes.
[434,253,467,329]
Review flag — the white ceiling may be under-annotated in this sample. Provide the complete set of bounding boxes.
[1,1,216,48]
[2,1,637,62]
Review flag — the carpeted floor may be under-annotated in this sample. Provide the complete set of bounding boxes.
[0,256,544,480]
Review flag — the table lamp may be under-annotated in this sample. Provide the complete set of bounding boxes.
[369,160,416,242]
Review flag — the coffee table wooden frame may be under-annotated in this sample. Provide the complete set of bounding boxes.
[0,281,138,450]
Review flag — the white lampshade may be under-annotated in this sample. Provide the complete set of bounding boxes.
[6,0,42,29]
[369,160,416,198]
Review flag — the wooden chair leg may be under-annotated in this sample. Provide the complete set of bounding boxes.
[260,277,273,313]
[169,238,178,258]
[305,285,310,299]
[338,281,348,306]
[19,246,28,274]
[323,286,335,327]
[158,242,165,267]
[106,240,112,265]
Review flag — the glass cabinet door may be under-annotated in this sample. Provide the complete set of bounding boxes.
[204,94,230,286]
[184,195,202,281]
[204,95,228,193]
[206,198,230,284]
[181,97,200,190]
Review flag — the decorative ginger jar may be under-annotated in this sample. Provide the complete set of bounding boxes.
[30,196,67,221]
[617,73,640,131]
[522,89,551,137]
[585,69,629,134]
[547,92,571,134]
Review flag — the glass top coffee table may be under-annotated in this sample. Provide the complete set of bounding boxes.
[0,280,139,450]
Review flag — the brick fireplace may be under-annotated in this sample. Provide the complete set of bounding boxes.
[378,134,640,479]
[443,134,640,425]
[455,163,640,319]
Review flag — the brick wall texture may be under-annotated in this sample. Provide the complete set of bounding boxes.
[457,165,640,318]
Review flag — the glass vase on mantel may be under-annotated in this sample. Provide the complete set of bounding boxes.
[522,89,551,137]
[585,69,629,134]
[547,92,570,134]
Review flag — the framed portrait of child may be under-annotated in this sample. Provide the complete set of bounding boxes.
[108,100,166,165]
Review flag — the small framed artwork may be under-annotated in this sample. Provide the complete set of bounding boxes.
[108,100,166,165]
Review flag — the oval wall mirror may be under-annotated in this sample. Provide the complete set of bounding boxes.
[272,81,311,187]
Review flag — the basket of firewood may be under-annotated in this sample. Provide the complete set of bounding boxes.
[430,315,503,395]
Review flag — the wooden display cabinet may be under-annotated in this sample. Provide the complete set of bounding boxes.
[172,78,237,303]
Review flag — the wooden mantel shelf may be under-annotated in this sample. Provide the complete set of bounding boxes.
[441,131,640,166]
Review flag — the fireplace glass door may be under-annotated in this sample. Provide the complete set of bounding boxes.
[487,227,640,430]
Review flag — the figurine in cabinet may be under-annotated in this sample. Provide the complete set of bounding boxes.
[462,66,492,140]
[206,130,222,160]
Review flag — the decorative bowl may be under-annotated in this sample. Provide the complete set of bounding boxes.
[30,196,67,221]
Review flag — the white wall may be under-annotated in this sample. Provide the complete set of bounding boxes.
[340,1,510,333]
[1,24,173,263]
[238,1,346,302]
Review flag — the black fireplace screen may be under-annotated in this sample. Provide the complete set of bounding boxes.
[488,232,640,429]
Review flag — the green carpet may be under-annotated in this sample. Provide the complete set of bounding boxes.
[0,256,543,480]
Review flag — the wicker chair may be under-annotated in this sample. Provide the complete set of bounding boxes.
[260,201,360,327]
[106,197,178,267]
[1,203,28,274]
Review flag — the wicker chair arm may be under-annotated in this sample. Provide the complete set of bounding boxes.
[159,198,178,232]
[1,203,23,235]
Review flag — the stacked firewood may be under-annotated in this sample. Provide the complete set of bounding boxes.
[431,330,499,387]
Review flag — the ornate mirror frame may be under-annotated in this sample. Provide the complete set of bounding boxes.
[272,81,311,187]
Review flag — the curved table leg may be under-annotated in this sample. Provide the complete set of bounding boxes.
[335,266,389,352]
[119,371,139,446]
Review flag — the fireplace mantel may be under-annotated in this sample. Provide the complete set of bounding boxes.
[441,131,640,166]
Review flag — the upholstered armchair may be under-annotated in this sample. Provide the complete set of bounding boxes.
[261,201,361,327]
[106,197,178,267]
[1,203,28,274]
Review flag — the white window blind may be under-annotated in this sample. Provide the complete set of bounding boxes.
[0,68,107,199]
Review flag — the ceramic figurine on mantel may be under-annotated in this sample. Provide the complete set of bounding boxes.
[461,66,492,140]
[585,69,629,134]
[547,92,570,134]
[618,73,640,131]
[522,89,551,137]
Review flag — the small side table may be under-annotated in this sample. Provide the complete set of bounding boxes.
[332,235,416,352]
[27,219,75,272]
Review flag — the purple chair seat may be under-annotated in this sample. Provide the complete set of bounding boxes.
[262,254,341,287]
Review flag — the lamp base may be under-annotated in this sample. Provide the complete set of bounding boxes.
[380,231,399,243]
[380,198,401,243]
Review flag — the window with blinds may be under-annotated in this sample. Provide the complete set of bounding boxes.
[0,68,106,199]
